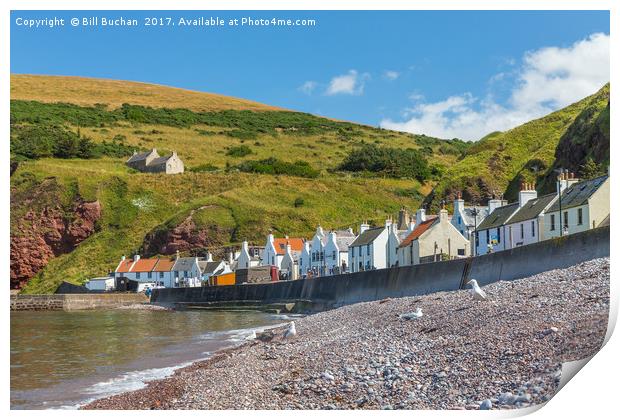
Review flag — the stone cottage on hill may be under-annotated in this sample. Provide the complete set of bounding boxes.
[126,148,184,174]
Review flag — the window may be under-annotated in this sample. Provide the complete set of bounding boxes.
[332,251,336,260]
[174,271,179,278]
[457,248,465,256]
[458,216,462,224]
[300,258,303,266]
[497,227,501,243]
[184,271,188,277]
[550,214,555,231]
[578,208,583,225]
[358,247,362,257]
[531,220,535,237]
[366,244,370,255]
[563,211,569,229]
[148,272,152,279]
[159,272,164,278]
[136,272,141,279]
[520,224,524,239]
[475,232,479,247]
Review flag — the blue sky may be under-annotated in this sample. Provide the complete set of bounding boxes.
[11,10,610,140]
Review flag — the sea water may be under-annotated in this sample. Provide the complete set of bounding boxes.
[10,309,295,409]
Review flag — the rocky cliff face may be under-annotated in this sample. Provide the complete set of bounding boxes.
[141,206,235,258]
[10,178,102,289]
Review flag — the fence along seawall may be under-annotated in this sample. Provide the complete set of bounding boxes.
[151,226,610,311]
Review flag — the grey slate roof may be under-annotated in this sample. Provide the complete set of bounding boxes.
[349,227,384,247]
[461,206,489,227]
[548,175,608,212]
[507,193,557,224]
[477,203,519,231]
[199,261,223,274]
[126,150,152,163]
[172,257,197,272]
[149,155,172,166]
[331,229,355,250]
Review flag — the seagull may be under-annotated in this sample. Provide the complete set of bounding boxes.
[245,330,257,340]
[283,321,297,338]
[466,279,487,301]
[399,307,423,320]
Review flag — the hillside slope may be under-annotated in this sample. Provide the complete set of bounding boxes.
[10,75,465,293]
[11,74,283,112]
[424,84,610,210]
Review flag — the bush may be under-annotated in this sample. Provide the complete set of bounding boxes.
[237,157,319,178]
[338,144,431,182]
[190,163,219,173]
[226,145,253,157]
[11,124,136,160]
[293,197,305,207]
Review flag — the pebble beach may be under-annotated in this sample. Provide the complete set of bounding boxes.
[84,258,610,410]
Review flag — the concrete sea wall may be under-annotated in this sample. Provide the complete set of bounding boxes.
[152,226,609,312]
[11,293,149,311]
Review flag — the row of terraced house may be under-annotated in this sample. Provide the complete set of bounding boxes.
[94,173,608,289]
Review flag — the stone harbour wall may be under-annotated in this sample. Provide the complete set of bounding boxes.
[10,293,149,311]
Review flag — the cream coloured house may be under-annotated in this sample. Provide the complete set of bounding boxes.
[398,208,470,266]
[543,174,609,239]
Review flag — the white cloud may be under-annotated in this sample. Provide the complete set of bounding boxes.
[383,70,400,81]
[381,33,609,141]
[298,81,318,95]
[325,70,369,95]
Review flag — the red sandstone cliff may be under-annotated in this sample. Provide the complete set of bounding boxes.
[10,198,101,289]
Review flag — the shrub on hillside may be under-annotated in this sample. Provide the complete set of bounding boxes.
[338,144,431,182]
[190,163,219,173]
[226,145,253,157]
[11,124,136,160]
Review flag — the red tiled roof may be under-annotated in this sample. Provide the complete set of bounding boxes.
[115,259,134,273]
[129,258,159,273]
[273,238,304,255]
[398,217,438,248]
[153,258,175,272]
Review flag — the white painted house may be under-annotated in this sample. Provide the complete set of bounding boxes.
[451,192,489,254]
[474,198,516,255]
[299,241,312,278]
[280,243,299,280]
[308,226,328,276]
[503,184,557,249]
[171,257,203,287]
[261,233,304,269]
[543,174,609,239]
[236,241,260,270]
[348,223,390,272]
[323,228,356,275]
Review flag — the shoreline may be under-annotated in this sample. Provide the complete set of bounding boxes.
[83,258,610,410]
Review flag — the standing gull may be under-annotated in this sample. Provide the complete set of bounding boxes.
[283,321,297,338]
[466,279,487,301]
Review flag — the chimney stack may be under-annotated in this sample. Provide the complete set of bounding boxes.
[518,182,537,208]
[415,208,426,224]
[360,222,370,234]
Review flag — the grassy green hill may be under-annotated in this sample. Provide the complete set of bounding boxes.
[11,75,468,293]
[424,84,610,210]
